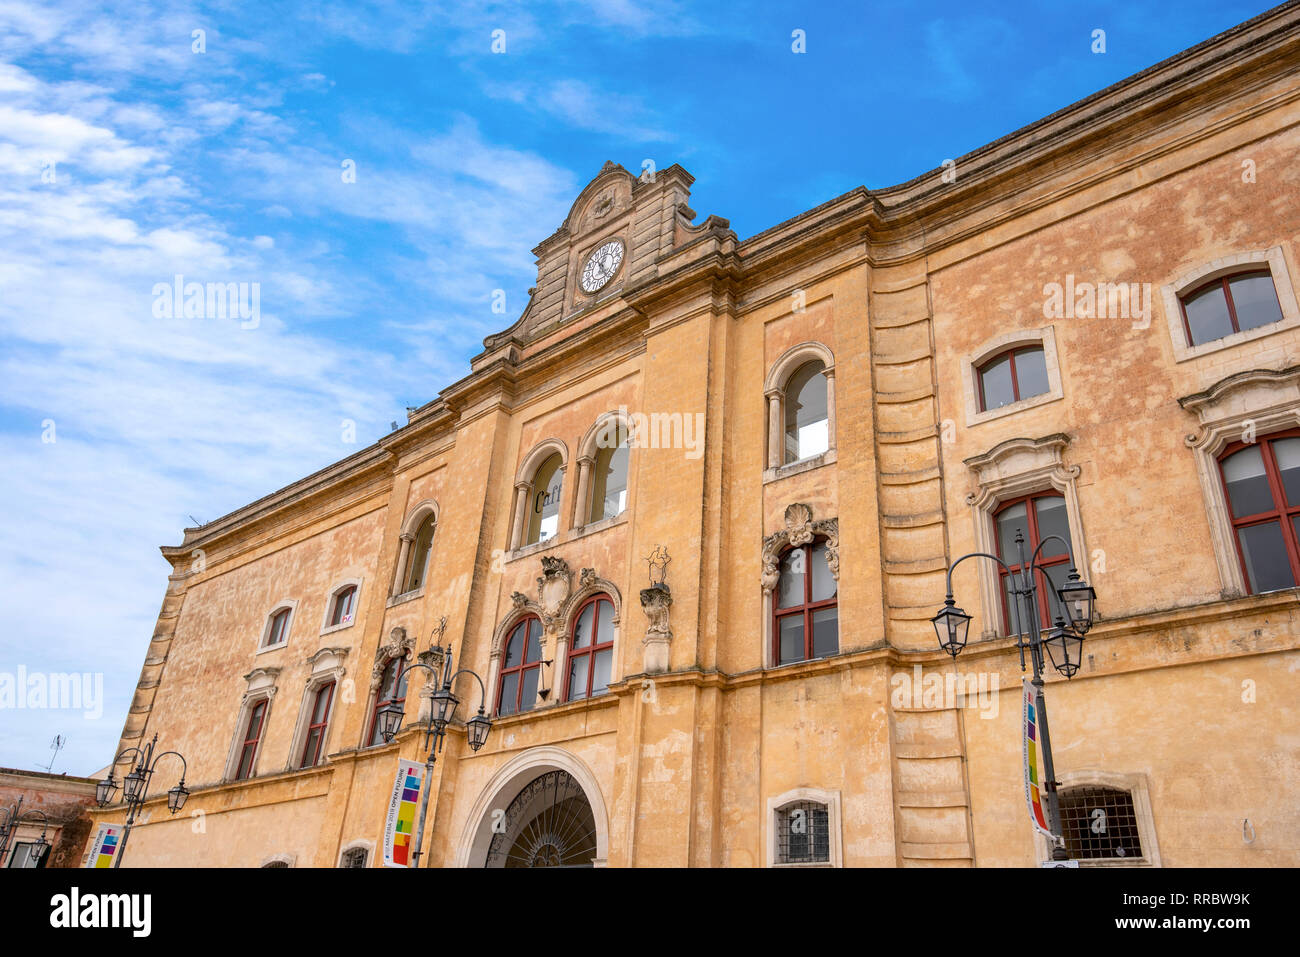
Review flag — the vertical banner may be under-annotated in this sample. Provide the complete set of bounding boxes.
[382,759,424,868]
[85,824,121,868]
[1022,678,1054,840]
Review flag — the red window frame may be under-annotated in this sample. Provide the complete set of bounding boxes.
[299,681,335,769]
[496,616,542,716]
[564,595,615,702]
[1217,428,1300,593]
[367,657,407,747]
[1178,270,1283,346]
[772,539,838,665]
[994,492,1072,632]
[976,346,1046,412]
[235,699,267,780]
[329,587,356,627]
[264,608,290,647]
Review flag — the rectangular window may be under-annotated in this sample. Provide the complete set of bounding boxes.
[299,681,335,769]
[235,699,267,780]
[776,802,830,864]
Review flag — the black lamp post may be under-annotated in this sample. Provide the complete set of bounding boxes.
[94,733,189,868]
[0,799,51,868]
[378,639,493,867]
[931,529,1096,861]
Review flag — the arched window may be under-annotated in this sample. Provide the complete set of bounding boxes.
[1180,270,1284,347]
[299,681,335,769]
[404,514,436,593]
[497,616,542,716]
[367,657,408,747]
[589,425,630,523]
[1218,431,1300,593]
[1058,786,1144,862]
[261,605,292,649]
[784,361,829,464]
[977,346,1049,412]
[235,699,268,780]
[526,454,564,545]
[327,586,357,628]
[773,539,838,665]
[994,492,1073,632]
[566,595,615,701]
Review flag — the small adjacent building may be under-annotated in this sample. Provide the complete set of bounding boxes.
[0,768,98,868]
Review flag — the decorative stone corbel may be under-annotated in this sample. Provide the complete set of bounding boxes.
[640,583,673,674]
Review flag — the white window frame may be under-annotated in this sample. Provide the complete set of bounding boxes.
[766,787,842,867]
[285,647,348,772]
[1160,246,1300,362]
[963,435,1089,639]
[1034,770,1161,867]
[256,599,297,653]
[320,578,363,636]
[223,667,279,782]
[764,341,837,482]
[962,325,1064,427]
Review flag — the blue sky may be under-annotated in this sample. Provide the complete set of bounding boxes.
[0,0,1280,775]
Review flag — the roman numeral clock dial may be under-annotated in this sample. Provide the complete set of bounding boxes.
[580,239,624,293]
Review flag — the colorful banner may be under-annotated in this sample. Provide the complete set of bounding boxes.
[382,759,424,868]
[1022,679,1054,840]
[85,824,121,868]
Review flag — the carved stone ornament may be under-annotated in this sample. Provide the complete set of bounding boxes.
[370,626,414,690]
[639,583,673,674]
[761,503,840,594]
[536,556,573,634]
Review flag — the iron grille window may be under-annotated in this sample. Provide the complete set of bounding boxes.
[340,847,368,868]
[776,801,830,864]
[1059,786,1143,861]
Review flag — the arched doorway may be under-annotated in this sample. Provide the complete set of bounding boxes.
[456,746,610,868]
[486,769,597,868]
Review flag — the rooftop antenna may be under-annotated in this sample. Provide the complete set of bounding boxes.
[38,734,65,772]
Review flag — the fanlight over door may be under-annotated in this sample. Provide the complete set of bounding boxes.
[486,769,598,868]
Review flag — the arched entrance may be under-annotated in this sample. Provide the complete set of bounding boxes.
[486,769,597,868]
[456,746,610,868]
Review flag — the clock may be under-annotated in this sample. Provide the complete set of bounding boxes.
[581,239,625,293]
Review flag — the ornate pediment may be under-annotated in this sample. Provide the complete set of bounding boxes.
[761,503,840,595]
[370,626,414,690]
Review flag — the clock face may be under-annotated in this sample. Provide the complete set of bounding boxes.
[581,240,625,293]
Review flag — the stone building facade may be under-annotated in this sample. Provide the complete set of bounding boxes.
[92,6,1300,867]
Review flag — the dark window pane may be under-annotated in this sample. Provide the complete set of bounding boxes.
[996,502,1028,563]
[812,607,838,658]
[1237,522,1296,593]
[1228,274,1283,332]
[1041,564,1073,621]
[778,615,804,664]
[778,549,805,609]
[1060,787,1143,861]
[406,516,436,591]
[573,603,594,649]
[526,619,543,662]
[1034,495,1071,559]
[504,625,523,668]
[1001,574,1025,635]
[1275,438,1300,507]
[1014,347,1049,400]
[302,728,321,768]
[1222,446,1273,518]
[596,599,615,643]
[979,354,1015,410]
[1183,283,1234,345]
[811,543,837,601]
[498,673,518,716]
[592,648,612,695]
[519,667,539,712]
[567,655,589,701]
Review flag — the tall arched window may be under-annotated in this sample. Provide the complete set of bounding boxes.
[784,361,829,464]
[497,616,542,716]
[526,454,564,545]
[404,514,436,593]
[994,492,1073,632]
[589,425,630,523]
[1218,431,1300,593]
[566,595,615,701]
[367,657,408,747]
[773,539,838,665]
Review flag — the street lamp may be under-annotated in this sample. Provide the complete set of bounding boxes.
[95,733,188,868]
[931,528,1097,860]
[0,801,51,868]
[379,637,493,867]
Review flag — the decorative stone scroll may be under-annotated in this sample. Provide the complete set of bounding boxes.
[760,503,841,594]
[370,626,414,691]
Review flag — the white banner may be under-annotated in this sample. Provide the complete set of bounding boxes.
[382,759,424,867]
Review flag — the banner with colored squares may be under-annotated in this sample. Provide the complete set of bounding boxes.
[1021,679,1054,840]
[382,759,424,868]
[85,824,121,868]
